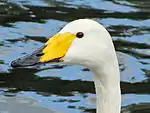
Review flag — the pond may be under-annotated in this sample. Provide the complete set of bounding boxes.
[0,0,150,113]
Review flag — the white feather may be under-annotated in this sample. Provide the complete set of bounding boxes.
[60,19,121,113]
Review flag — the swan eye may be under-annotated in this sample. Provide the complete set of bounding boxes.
[76,32,84,38]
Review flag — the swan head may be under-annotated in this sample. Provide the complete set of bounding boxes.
[11,19,121,113]
[11,19,115,69]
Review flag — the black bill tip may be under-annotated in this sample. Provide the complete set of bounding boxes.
[11,59,22,68]
[11,46,45,68]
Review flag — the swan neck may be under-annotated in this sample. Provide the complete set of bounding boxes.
[91,64,121,113]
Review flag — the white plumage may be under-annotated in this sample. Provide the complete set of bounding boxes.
[60,19,121,113]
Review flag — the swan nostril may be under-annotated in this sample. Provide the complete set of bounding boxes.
[36,53,44,57]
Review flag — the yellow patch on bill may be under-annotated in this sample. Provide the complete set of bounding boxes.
[40,32,76,62]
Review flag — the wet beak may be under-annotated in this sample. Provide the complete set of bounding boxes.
[11,33,76,68]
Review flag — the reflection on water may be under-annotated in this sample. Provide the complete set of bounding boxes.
[0,95,58,113]
[0,0,150,113]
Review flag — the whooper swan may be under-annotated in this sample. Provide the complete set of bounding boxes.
[11,19,121,113]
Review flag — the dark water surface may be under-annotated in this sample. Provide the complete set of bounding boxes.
[0,0,150,113]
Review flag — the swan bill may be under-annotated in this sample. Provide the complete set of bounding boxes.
[11,32,76,68]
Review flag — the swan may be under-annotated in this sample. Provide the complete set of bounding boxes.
[11,19,121,113]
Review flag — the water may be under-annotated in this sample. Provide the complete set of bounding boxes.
[0,0,150,113]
